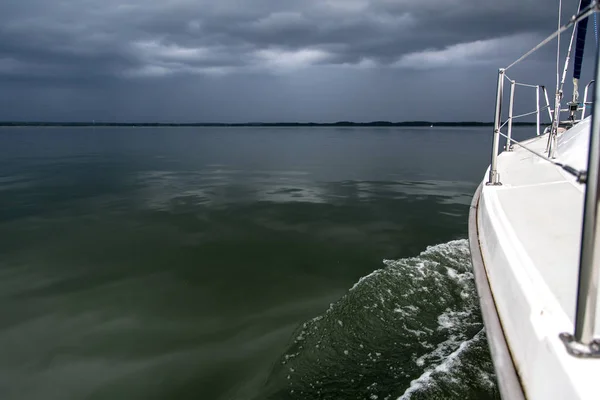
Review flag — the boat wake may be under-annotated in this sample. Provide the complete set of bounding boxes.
[260,240,497,399]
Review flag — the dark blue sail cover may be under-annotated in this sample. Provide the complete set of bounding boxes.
[574,0,591,80]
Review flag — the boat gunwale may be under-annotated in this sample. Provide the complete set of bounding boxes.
[468,182,526,400]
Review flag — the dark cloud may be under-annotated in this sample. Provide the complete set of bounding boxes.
[0,0,595,122]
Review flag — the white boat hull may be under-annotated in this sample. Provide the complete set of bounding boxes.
[470,119,600,399]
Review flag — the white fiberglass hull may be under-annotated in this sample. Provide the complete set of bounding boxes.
[469,118,600,399]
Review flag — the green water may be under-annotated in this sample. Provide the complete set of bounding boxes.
[0,126,515,399]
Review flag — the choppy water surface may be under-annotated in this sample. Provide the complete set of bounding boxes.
[0,126,522,399]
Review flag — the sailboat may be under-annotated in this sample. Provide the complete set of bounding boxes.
[469,1,600,399]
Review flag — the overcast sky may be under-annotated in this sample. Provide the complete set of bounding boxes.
[0,0,596,122]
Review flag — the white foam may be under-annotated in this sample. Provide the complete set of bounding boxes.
[397,329,484,400]
[437,310,472,331]
[354,239,470,296]
[281,238,484,397]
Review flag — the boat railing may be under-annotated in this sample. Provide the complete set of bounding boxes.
[489,70,589,185]
[486,1,600,358]
[497,73,552,151]
[581,79,596,119]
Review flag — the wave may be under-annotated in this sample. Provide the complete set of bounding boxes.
[260,240,497,399]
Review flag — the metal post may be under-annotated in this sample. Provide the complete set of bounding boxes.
[506,80,516,150]
[560,45,600,358]
[574,53,600,345]
[537,86,541,136]
[488,69,504,185]
[583,84,589,120]
[543,86,553,120]
[583,80,596,120]
[548,90,562,158]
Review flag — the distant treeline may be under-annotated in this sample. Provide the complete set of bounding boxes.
[0,121,539,127]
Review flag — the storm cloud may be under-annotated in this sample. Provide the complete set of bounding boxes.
[0,0,594,122]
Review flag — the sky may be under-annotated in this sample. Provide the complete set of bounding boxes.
[0,0,597,122]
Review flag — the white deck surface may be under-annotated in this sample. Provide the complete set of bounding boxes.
[477,117,600,399]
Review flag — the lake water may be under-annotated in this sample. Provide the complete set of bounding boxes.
[0,126,531,399]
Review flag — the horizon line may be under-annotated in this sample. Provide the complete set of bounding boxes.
[0,120,540,127]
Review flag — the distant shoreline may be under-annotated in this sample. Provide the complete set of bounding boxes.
[0,121,539,127]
